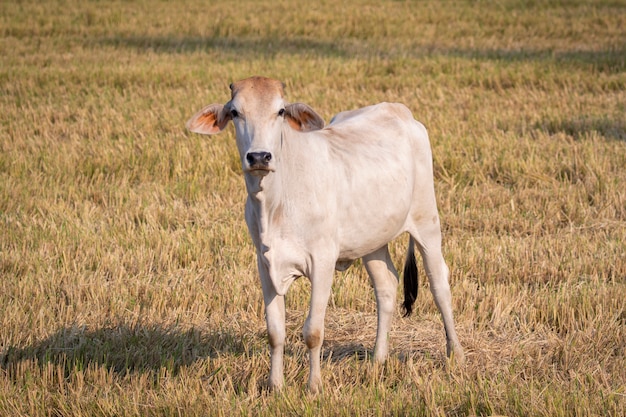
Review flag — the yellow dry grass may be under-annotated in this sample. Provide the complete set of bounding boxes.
[1,0,625,415]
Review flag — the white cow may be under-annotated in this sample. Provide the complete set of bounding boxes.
[186,76,464,393]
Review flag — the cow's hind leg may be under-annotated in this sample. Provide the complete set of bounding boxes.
[363,245,399,363]
[411,221,465,364]
[303,261,335,393]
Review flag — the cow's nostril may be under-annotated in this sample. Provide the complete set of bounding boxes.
[262,152,272,163]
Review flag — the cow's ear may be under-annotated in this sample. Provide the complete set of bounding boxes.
[186,103,231,135]
[285,103,324,132]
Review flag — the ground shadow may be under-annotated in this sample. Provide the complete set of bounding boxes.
[535,115,626,141]
[321,341,448,366]
[499,114,626,142]
[323,342,371,363]
[1,323,452,388]
[0,323,249,378]
[96,35,350,58]
[96,34,626,74]
[443,46,626,74]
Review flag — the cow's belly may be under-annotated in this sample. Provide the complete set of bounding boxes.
[333,163,413,259]
[335,194,411,260]
[336,223,407,260]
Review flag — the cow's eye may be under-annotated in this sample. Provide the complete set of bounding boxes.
[278,108,285,117]
[230,109,239,118]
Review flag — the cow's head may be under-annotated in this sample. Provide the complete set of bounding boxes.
[186,76,324,176]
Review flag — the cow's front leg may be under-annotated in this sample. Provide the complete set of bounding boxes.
[258,256,286,390]
[303,263,334,394]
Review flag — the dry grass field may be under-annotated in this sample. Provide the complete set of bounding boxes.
[1,0,625,415]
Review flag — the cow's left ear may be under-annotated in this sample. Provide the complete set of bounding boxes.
[285,103,325,132]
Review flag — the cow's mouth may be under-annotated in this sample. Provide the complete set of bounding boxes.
[246,166,275,176]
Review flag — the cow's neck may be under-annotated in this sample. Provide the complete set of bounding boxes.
[245,156,288,245]
[243,131,330,293]
[245,157,306,294]
[247,173,280,206]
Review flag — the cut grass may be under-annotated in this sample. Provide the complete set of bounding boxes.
[1,0,626,415]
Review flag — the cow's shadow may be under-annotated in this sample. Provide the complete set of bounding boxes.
[322,342,371,362]
[1,322,445,382]
[0,323,249,378]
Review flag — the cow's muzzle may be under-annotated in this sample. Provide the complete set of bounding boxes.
[245,151,274,174]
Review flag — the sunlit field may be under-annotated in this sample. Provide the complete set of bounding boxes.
[1,0,625,415]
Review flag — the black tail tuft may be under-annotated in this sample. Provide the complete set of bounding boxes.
[402,240,418,317]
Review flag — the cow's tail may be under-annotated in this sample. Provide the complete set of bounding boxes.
[402,237,418,317]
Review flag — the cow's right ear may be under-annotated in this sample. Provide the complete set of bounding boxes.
[186,104,232,135]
